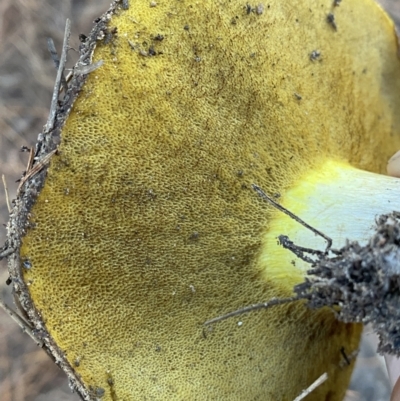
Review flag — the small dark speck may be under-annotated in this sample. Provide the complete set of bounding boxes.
[327,13,337,31]
[310,50,321,61]
[294,93,302,100]
[189,232,199,241]
[341,347,351,365]
[79,34,87,43]
[23,260,32,269]
[148,47,156,56]
[154,34,164,41]
[184,25,190,31]
[155,345,162,352]
[333,0,342,6]
[362,68,367,74]
[95,387,105,397]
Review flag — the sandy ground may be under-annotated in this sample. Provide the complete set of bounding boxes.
[0,1,399,400]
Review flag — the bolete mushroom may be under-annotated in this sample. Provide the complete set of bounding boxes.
[2,0,400,400]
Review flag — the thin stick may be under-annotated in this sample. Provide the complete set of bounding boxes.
[292,372,328,401]
[278,235,319,264]
[63,71,74,91]
[45,18,71,133]
[252,184,333,252]
[47,37,68,94]
[17,149,57,193]
[204,296,299,325]
[0,300,43,347]
[2,174,11,213]
[339,348,359,368]
[0,246,15,261]
[26,148,35,174]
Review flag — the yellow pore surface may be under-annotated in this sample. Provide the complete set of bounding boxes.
[21,0,400,400]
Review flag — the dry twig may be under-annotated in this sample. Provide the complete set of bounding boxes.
[293,373,328,401]
[204,296,299,325]
[2,175,11,213]
[0,300,43,347]
[17,149,57,193]
[45,18,71,133]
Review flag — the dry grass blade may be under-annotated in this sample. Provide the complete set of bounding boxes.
[204,296,299,325]
[1,175,11,213]
[17,149,57,194]
[74,59,104,75]
[0,246,15,261]
[45,18,71,133]
[47,37,68,93]
[0,300,43,347]
[292,373,328,401]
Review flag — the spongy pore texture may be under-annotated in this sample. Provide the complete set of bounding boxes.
[19,0,400,400]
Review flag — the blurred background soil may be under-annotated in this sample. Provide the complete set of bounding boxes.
[0,1,399,400]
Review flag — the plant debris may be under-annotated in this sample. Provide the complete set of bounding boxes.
[206,188,400,357]
[327,13,337,31]
[293,212,400,355]
[292,373,328,401]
